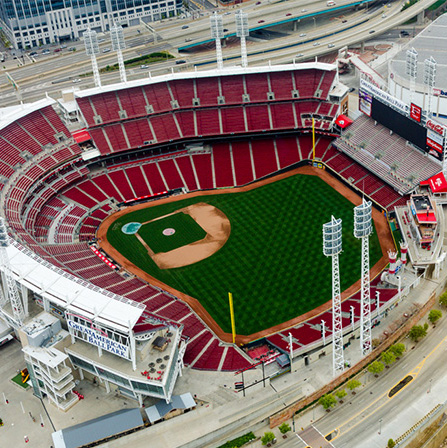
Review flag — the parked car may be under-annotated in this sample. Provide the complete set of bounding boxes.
[182,25,189,29]
[328,43,335,48]
[286,13,292,16]
[300,33,306,37]
[256,1,261,4]
[140,65,149,69]
[72,78,81,83]
[176,59,186,64]
[102,47,111,53]
[53,48,61,52]
[42,49,50,54]
[369,30,375,34]
[258,19,265,23]
[29,51,38,56]
[68,47,76,51]
[313,42,320,46]
[60,44,67,49]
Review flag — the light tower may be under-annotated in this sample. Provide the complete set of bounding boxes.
[0,218,25,327]
[405,48,418,105]
[210,12,224,70]
[83,28,101,88]
[354,199,373,356]
[235,10,249,68]
[323,216,345,376]
[423,56,436,117]
[111,22,127,83]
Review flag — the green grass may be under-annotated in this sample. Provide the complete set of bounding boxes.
[137,212,207,254]
[107,174,383,335]
[11,373,29,389]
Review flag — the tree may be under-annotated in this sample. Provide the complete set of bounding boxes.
[368,360,385,376]
[278,422,291,435]
[381,350,396,367]
[319,394,337,410]
[346,379,361,394]
[261,432,275,445]
[389,343,406,358]
[335,389,347,403]
[439,292,447,308]
[388,439,396,448]
[428,309,442,324]
[408,324,427,342]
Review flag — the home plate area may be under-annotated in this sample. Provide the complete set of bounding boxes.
[133,203,231,269]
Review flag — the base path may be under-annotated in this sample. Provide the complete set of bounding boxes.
[144,203,231,269]
[97,166,393,344]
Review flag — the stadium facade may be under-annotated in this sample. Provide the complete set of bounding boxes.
[0,0,182,49]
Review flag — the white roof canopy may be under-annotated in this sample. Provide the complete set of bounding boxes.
[7,242,144,332]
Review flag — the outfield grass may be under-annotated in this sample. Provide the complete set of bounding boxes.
[107,174,383,335]
[137,212,206,253]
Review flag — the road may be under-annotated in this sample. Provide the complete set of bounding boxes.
[0,0,438,107]
[281,319,447,447]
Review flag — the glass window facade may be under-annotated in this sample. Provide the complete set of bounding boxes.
[0,0,181,49]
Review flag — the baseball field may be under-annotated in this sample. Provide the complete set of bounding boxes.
[104,169,385,337]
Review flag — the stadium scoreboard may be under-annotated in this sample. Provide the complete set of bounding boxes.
[359,79,446,162]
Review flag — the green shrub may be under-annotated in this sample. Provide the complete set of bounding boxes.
[218,432,256,448]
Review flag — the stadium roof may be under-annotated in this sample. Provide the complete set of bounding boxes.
[6,242,144,332]
[390,15,447,91]
[75,62,337,98]
[0,97,55,131]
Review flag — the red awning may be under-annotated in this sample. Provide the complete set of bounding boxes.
[416,212,437,223]
[420,172,447,193]
[335,114,353,129]
[72,129,91,143]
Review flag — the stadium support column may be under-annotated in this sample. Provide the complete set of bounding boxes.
[235,10,249,68]
[111,23,127,83]
[354,199,373,357]
[210,12,224,70]
[0,218,25,327]
[323,216,345,376]
[83,28,101,88]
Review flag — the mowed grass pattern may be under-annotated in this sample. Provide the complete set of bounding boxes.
[107,175,383,335]
[138,212,207,253]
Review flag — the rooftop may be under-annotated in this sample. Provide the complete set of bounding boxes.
[390,15,447,91]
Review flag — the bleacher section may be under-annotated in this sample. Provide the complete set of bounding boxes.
[0,66,416,373]
[335,114,440,194]
[76,68,339,156]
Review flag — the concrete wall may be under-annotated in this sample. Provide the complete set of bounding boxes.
[269,292,436,428]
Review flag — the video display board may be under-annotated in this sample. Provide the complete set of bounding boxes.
[370,98,432,156]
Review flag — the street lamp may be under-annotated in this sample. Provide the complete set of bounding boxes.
[378,418,383,435]
[428,379,433,394]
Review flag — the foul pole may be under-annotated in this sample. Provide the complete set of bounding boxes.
[312,117,316,162]
[228,292,236,344]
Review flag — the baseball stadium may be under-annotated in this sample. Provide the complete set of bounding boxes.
[0,43,444,414]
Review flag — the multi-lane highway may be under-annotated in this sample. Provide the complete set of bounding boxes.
[0,0,439,105]
[279,317,447,447]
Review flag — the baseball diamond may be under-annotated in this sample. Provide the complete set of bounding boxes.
[100,167,390,339]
